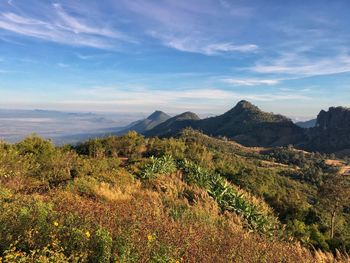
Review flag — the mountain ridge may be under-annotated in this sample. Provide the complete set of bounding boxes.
[144,111,200,137]
[117,110,171,135]
[146,100,304,147]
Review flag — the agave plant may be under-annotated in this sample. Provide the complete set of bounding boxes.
[179,159,276,234]
[140,155,176,180]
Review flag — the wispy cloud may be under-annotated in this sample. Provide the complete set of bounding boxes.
[57,63,69,68]
[76,53,111,60]
[222,78,280,86]
[124,0,257,55]
[249,49,350,77]
[66,86,309,112]
[0,3,133,49]
[149,32,258,55]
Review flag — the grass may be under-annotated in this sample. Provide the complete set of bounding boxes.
[0,133,349,262]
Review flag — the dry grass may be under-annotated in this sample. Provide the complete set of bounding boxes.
[325,159,350,175]
[41,171,349,262]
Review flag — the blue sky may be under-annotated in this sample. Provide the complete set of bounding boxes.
[0,0,350,119]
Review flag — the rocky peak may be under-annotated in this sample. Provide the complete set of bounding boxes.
[234,100,259,111]
[175,112,200,121]
[316,106,350,130]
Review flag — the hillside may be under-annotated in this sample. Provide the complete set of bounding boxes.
[145,111,200,137]
[147,100,305,147]
[296,119,317,128]
[117,110,171,135]
[1,130,349,262]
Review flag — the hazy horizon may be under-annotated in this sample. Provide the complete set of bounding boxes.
[0,102,325,121]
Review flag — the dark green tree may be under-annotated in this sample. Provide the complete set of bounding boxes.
[318,173,350,239]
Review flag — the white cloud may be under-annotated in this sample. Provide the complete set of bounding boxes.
[0,4,134,49]
[249,50,350,77]
[203,43,258,54]
[124,0,257,56]
[57,63,69,68]
[149,32,258,55]
[223,78,280,86]
[53,3,131,42]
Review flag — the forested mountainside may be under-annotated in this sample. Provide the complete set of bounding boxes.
[146,101,304,147]
[0,129,349,262]
[142,101,350,156]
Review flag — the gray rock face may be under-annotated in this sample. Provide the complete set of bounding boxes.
[316,107,350,130]
[304,107,350,153]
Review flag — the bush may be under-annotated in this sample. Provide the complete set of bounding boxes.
[89,228,113,263]
[179,160,276,233]
[139,156,176,180]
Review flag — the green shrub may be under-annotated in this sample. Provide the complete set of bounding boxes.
[89,228,113,263]
[140,155,176,180]
[179,160,276,233]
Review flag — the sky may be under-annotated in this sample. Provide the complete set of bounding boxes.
[0,0,350,120]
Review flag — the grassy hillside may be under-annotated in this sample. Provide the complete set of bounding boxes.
[0,130,349,262]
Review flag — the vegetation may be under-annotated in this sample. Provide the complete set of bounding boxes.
[318,173,350,240]
[146,100,303,147]
[0,131,349,262]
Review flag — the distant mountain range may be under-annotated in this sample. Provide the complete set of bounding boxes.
[118,100,350,155]
[117,110,171,134]
[145,100,303,147]
[2,102,350,155]
[295,119,317,128]
[0,109,142,144]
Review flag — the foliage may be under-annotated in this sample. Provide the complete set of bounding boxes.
[139,155,177,180]
[0,132,349,262]
[179,160,276,233]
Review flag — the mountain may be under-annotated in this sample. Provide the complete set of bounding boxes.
[117,110,171,134]
[303,106,350,153]
[145,111,200,137]
[295,119,317,128]
[146,100,304,147]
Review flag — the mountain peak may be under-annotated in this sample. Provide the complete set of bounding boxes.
[175,111,200,121]
[234,100,259,111]
[147,110,169,121]
[316,106,350,130]
[224,100,260,117]
[223,100,290,124]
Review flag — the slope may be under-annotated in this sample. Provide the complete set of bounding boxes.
[118,110,171,134]
[146,100,305,147]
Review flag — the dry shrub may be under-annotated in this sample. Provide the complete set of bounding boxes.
[94,181,140,202]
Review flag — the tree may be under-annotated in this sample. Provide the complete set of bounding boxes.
[318,173,350,239]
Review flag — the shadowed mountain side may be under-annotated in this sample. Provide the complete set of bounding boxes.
[302,106,350,154]
[116,110,171,135]
[146,100,305,147]
[144,111,200,137]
